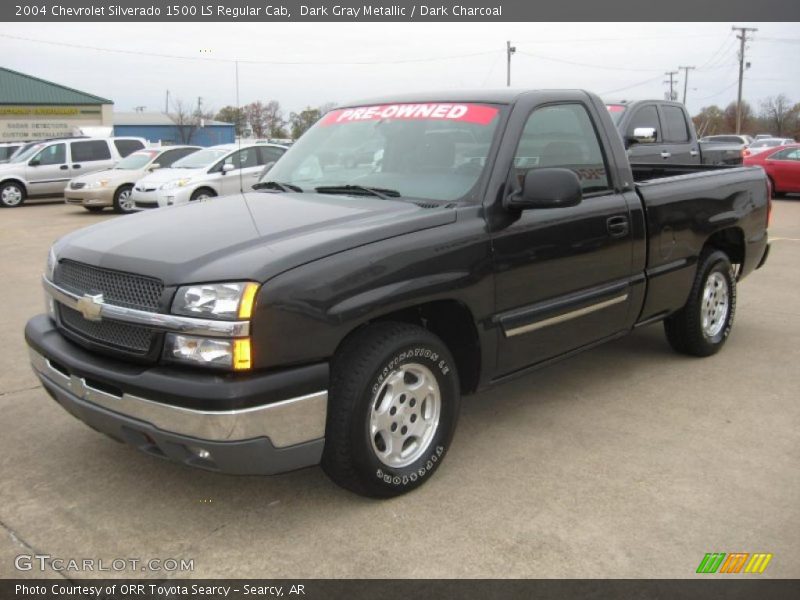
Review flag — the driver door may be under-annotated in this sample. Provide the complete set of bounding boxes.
[491,101,636,376]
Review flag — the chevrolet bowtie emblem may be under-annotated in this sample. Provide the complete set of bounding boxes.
[76,293,104,321]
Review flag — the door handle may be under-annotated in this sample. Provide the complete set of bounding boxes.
[660,151,672,159]
[59,165,68,170]
[72,164,81,169]
[690,149,699,157]
[607,215,629,238]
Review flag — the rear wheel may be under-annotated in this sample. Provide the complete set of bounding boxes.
[322,322,461,498]
[113,185,135,213]
[0,181,25,207]
[664,250,736,356]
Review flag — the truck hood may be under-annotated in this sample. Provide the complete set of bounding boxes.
[55,192,456,285]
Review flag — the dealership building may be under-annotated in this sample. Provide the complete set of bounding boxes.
[0,67,113,141]
[0,67,234,146]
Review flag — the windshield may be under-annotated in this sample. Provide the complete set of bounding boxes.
[10,142,45,163]
[172,148,229,168]
[114,150,160,170]
[262,103,504,202]
[605,104,627,125]
[752,140,781,148]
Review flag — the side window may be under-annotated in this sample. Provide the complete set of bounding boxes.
[114,139,145,157]
[71,140,112,162]
[223,148,259,170]
[32,143,66,166]
[769,148,800,161]
[661,106,690,143]
[258,146,286,164]
[626,105,661,142]
[157,148,196,167]
[513,103,611,194]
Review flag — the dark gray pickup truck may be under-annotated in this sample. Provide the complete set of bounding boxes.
[25,89,770,498]
[607,99,743,165]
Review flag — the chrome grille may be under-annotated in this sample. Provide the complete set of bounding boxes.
[59,305,153,354]
[54,260,163,311]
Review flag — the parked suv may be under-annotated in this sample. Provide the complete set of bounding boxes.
[65,145,200,214]
[132,143,287,209]
[0,137,147,207]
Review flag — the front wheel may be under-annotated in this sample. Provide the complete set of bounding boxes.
[113,185,135,213]
[664,250,736,356]
[0,181,25,207]
[190,188,215,202]
[322,322,461,498]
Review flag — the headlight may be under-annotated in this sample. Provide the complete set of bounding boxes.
[172,282,259,320]
[46,246,57,280]
[84,180,109,189]
[45,246,57,318]
[164,334,251,370]
[160,178,191,191]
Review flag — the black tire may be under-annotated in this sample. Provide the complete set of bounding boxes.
[112,184,135,213]
[664,250,736,357]
[190,188,216,201]
[322,322,461,498]
[0,180,25,208]
[84,206,104,213]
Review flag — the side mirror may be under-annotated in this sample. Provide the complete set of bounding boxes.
[221,163,235,174]
[628,127,657,144]
[505,168,582,211]
[29,159,40,167]
[148,163,161,171]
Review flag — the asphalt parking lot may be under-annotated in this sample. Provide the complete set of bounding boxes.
[1,199,799,580]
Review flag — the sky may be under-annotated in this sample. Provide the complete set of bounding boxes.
[1,22,798,118]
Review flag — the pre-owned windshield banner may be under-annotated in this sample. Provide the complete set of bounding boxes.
[321,104,499,126]
[3,0,798,21]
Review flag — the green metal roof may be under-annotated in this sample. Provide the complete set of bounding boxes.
[0,67,112,105]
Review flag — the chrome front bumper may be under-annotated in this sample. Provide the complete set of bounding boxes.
[29,347,327,448]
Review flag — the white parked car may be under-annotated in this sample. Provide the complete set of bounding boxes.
[64,145,201,214]
[0,136,146,207]
[132,143,287,209]
[0,142,24,163]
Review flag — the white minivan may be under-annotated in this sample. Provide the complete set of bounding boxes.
[0,136,146,207]
[132,143,287,209]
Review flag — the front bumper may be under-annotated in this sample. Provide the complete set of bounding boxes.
[25,314,328,475]
[64,187,114,207]
[133,185,193,210]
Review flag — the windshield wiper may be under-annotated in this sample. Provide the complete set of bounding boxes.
[315,185,401,199]
[252,180,304,192]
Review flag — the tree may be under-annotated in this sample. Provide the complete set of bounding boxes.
[723,100,754,134]
[169,98,214,144]
[215,106,246,136]
[289,103,335,139]
[244,100,286,139]
[692,105,725,136]
[759,95,796,137]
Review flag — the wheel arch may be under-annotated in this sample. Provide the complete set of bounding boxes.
[0,177,28,197]
[703,227,745,273]
[335,299,482,395]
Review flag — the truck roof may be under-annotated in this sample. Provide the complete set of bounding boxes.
[340,89,590,108]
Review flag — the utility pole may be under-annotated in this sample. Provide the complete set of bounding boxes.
[506,41,516,87]
[664,71,678,101]
[732,26,758,134]
[679,65,695,105]
[165,90,170,114]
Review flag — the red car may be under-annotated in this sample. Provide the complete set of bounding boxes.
[744,144,800,196]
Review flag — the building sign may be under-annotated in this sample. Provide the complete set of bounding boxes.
[0,105,104,141]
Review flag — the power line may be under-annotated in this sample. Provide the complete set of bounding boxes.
[599,74,665,96]
[516,51,661,73]
[0,33,499,65]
